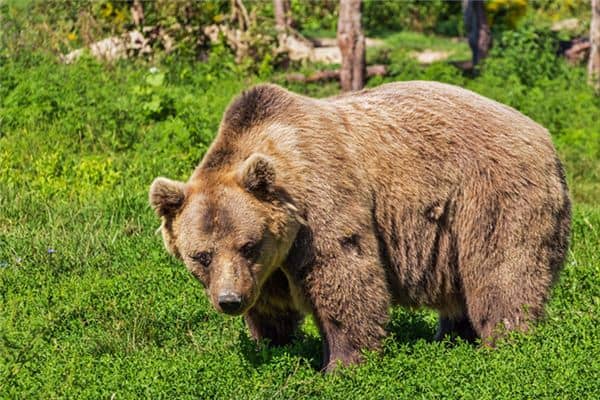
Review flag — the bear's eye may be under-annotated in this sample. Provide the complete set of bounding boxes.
[240,241,260,260]
[191,251,212,268]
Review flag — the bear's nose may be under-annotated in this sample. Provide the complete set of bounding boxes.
[218,291,243,314]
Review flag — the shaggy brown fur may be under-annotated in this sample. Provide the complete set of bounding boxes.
[149,81,571,371]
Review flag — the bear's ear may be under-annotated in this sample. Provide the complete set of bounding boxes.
[238,153,276,195]
[149,177,186,217]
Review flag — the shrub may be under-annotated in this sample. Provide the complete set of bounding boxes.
[483,26,564,87]
[362,0,463,36]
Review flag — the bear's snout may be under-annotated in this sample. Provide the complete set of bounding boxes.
[217,290,244,315]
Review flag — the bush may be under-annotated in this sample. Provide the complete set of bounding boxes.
[363,0,463,36]
[484,26,563,87]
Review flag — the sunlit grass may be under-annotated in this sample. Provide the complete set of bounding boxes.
[1,38,599,398]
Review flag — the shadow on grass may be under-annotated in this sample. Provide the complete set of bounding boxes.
[238,329,324,370]
[387,310,482,347]
[387,310,437,344]
[238,309,440,371]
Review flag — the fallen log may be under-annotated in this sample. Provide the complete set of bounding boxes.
[61,30,150,63]
[285,64,387,83]
[563,38,591,64]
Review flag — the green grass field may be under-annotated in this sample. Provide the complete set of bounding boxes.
[1,37,600,398]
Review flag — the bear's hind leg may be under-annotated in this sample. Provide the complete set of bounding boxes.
[461,240,553,344]
[458,197,560,344]
[463,283,542,345]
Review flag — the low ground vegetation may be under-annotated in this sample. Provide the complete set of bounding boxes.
[1,7,599,399]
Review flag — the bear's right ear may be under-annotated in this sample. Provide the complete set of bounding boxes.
[149,177,186,217]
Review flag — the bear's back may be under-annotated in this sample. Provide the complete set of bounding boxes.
[327,80,554,160]
[318,81,563,202]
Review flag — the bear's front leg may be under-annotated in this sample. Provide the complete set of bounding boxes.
[435,314,478,343]
[244,306,302,346]
[300,251,391,372]
[244,269,304,346]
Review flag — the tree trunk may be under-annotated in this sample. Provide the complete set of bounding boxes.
[337,0,365,91]
[463,0,491,66]
[274,0,292,33]
[230,0,250,31]
[590,0,600,90]
[130,0,144,28]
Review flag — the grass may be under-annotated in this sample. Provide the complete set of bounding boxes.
[1,31,600,398]
[299,29,471,66]
[372,31,471,62]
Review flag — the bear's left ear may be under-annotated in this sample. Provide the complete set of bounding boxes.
[238,153,276,195]
[149,177,186,218]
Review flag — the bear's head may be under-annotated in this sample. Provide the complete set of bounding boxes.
[149,153,301,316]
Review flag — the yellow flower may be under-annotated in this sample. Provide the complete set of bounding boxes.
[113,8,127,25]
[67,32,77,41]
[486,0,527,28]
[101,2,113,18]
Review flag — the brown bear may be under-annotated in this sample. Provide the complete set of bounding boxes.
[149,81,571,371]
